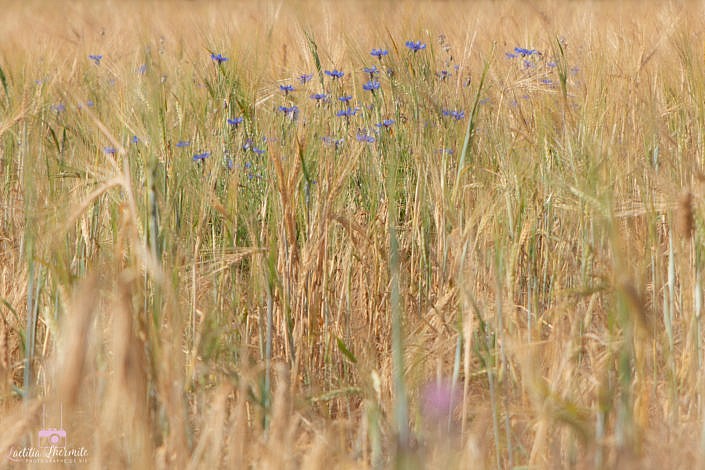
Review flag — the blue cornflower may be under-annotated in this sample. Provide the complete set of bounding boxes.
[299,73,313,84]
[104,146,116,155]
[505,52,517,59]
[227,117,244,127]
[176,140,190,147]
[370,48,389,59]
[193,151,211,161]
[226,159,234,170]
[137,64,147,75]
[280,84,295,95]
[339,95,353,103]
[324,69,344,79]
[310,93,328,102]
[322,136,344,148]
[356,133,375,143]
[252,147,266,155]
[540,78,553,85]
[278,105,298,114]
[278,105,299,117]
[363,66,379,78]
[131,135,139,144]
[211,53,229,64]
[375,119,395,128]
[362,80,381,92]
[514,47,539,57]
[89,54,103,65]
[405,41,426,52]
[442,109,465,120]
[547,61,557,68]
[52,103,66,114]
[437,70,451,80]
[86,100,95,108]
[336,107,358,118]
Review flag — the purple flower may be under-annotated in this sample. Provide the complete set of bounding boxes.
[405,40,426,52]
[227,117,244,127]
[322,136,344,148]
[370,48,388,59]
[299,73,313,84]
[131,135,139,144]
[421,380,460,423]
[280,84,295,94]
[336,107,358,118]
[193,151,210,161]
[251,147,266,155]
[356,133,375,143]
[324,69,344,79]
[363,66,379,79]
[278,105,299,116]
[375,119,395,128]
[176,140,190,148]
[52,103,66,114]
[104,146,116,155]
[362,80,381,92]
[339,95,353,103]
[211,53,229,64]
[437,70,451,80]
[89,54,103,65]
[310,93,328,102]
[137,64,147,75]
[442,109,465,121]
[514,47,539,57]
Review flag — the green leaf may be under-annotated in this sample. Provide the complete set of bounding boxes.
[303,30,324,90]
[48,126,61,154]
[0,64,8,100]
[453,46,493,202]
[336,337,357,364]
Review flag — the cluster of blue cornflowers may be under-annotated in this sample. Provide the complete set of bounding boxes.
[180,42,474,173]
[442,109,465,121]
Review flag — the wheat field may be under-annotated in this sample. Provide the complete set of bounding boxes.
[1,1,705,468]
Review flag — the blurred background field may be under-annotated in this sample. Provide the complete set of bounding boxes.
[1,1,705,468]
